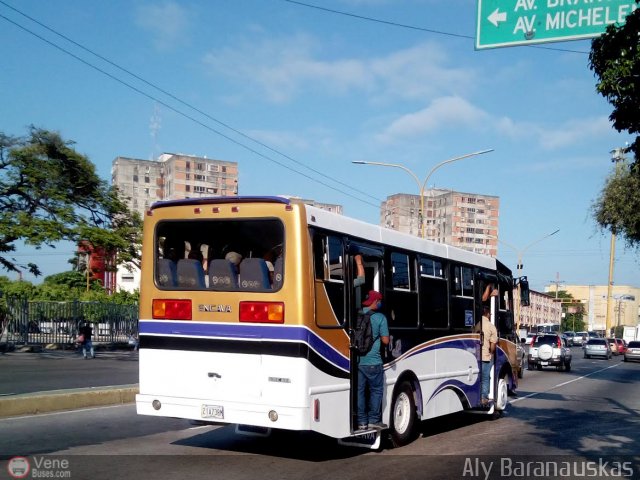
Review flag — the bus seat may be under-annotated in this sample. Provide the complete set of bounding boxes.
[239,258,271,291]
[177,259,206,289]
[157,258,177,287]
[209,259,239,290]
[272,256,283,290]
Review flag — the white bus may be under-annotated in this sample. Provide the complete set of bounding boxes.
[136,196,522,448]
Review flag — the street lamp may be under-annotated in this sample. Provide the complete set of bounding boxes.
[497,229,560,334]
[353,149,493,237]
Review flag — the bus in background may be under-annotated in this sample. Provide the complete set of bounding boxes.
[136,196,522,448]
[536,323,560,334]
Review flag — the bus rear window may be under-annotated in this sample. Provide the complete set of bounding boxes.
[154,218,284,291]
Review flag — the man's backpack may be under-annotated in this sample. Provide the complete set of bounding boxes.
[353,311,374,355]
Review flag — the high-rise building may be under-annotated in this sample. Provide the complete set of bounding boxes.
[110,153,238,292]
[111,153,239,218]
[381,189,499,256]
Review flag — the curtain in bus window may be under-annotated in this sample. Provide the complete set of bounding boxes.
[462,267,473,297]
[328,236,343,281]
[453,266,463,296]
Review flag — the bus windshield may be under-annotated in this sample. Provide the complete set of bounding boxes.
[154,218,284,291]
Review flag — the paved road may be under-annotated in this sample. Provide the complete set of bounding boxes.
[1,351,638,480]
[0,348,139,395]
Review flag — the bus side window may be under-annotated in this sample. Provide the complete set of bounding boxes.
[451,264,474,330]
[386,251,418,328]
[313,232,345,327]
[419,257,448,329]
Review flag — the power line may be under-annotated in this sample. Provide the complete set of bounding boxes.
[280,0,590,55]
[283,0,472,40]
[0,2,382,210]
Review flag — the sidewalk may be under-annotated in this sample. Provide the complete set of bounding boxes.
[0,347,139,418]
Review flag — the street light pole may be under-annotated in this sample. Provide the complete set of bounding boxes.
[353,148,493,238]
[497,229,560,335]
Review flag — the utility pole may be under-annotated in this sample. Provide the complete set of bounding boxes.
[605,147,628,337]
[549,272,564,299]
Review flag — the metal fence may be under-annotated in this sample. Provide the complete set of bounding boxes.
[0,298,138,346]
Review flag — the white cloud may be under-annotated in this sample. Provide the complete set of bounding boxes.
[376,96,489,143]
[135,2,191,51]
[537,116,613,150]
[202,35,475,103]
[203,34,371,103]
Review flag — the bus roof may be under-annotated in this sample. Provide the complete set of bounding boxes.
[149,195,290,211]
[304,203,498,270]
[149,195,503,272]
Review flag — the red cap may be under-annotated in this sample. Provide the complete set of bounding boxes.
[362,290,383,307]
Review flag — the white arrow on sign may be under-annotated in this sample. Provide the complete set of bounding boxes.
[488,8,507,27]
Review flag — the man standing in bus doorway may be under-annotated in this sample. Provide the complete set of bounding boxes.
[357,290,390,431]
[475,305,497,407]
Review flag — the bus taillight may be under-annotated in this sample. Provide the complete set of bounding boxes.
[152,299,192,320]
[239,301,285,323]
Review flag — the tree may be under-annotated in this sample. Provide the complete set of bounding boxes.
[589,5,640,248]
[0,127,142,277]
[592,161,640,248]
[552,291,586,333]
[589,5,640,162]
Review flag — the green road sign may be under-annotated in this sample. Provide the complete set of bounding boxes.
[476,0,638,50]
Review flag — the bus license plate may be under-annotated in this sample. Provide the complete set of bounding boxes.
[201,404,224,419]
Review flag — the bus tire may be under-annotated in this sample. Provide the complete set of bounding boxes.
[495,376,509,411]
[389,380,418,448]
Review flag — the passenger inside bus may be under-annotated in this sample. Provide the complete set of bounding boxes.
[154,218,285,291]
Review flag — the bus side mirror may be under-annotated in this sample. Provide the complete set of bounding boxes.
[519,277,530,307]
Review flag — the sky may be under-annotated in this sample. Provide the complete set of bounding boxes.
[1,0,638,292]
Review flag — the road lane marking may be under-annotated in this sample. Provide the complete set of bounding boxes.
[511,363,621,404]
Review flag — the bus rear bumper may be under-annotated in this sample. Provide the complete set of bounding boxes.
[136,393,310,432]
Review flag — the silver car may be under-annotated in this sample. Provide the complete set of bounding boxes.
[624,341,640,362]
[584,338,611,359]
[573,331,588,346]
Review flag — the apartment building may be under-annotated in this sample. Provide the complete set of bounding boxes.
[111,153,238,219]
[380,190,500,256]
[519,290,562,331]
[110,153,238,292]
[544,284,640,333]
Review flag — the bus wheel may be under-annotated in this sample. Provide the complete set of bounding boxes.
[389,380,418,448]
[495,376,509,411]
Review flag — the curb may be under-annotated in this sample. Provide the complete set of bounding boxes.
[0,385,139,418]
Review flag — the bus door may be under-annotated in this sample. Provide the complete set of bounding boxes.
[345,242,384,431]
[476,271,499,405]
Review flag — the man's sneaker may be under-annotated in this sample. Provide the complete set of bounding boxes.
[480,398,493,409]
[356,424,368,432]
[368,422,387,429]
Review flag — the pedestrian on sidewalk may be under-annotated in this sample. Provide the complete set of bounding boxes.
[77,322,95,359]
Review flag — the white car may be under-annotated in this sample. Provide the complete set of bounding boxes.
[573,331,588,346]
[527,334,572,371]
